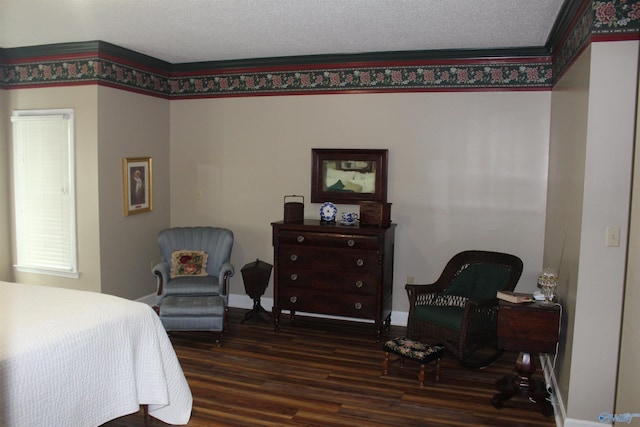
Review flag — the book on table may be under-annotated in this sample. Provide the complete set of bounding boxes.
[496,291,534,303]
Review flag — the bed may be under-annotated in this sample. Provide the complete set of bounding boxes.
[0,281,192,426]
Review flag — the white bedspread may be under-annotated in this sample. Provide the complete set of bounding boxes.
[0,281,192,426]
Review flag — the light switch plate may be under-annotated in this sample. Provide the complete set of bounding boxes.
[606,226,620,247]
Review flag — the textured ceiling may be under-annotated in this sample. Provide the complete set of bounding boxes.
[0,0,566,64]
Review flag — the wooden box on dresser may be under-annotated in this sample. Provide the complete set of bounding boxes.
[271,219,396,341]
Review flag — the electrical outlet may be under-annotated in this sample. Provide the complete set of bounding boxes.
[407,276,415,284]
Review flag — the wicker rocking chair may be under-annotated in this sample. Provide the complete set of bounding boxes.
[405,250,523,368]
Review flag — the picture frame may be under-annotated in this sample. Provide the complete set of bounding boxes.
[122,157,152,216]
[311,149,388,204]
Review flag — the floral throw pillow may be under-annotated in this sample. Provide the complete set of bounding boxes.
[170,250,209,278]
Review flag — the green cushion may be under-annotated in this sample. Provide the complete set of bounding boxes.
[444,263,511,300]
[414,306,465,331]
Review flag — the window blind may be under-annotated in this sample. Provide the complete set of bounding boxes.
[11,110,78,277]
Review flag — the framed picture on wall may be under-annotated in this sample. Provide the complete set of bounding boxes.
[122,157,152,216]
[311,149,388,204]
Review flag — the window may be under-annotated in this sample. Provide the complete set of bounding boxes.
[11,109,78,277]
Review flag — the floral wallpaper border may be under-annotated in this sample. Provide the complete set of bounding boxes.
[0,56,553,97]
[0,0,637,98]
[593,0,640,33]
[170,61,554,97]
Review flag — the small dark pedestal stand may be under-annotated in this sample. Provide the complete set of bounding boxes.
[241,259,273,323]
[491,300,561,417]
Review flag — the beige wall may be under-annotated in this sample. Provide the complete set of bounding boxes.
[0,89,11,281]
[169,91,551,313]
[97,86,170,299]
[1,86,170,298]
[615,63,640,416]
[546,45,591,417]
[559,40,638,426]
[4,86,102,292]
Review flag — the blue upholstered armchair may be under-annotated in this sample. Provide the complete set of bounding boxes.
[152,227,234,337]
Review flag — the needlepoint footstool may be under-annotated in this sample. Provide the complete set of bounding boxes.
[382,337,444,387]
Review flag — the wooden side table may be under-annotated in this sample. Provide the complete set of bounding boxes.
[240,259,273,323]
[491,300,561,416]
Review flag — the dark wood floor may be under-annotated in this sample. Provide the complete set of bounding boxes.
[104,308,557,427]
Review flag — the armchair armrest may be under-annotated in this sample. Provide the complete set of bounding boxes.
[152,261,171,296]
[218,262,234,296]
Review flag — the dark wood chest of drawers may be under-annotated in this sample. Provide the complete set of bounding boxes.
[271,220,396,341]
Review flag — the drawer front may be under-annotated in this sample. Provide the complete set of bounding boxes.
[497,305,560,353]
[279,245,380,272]
[278,288,376,318]
[277,269,378,295]
[278,230,378,250]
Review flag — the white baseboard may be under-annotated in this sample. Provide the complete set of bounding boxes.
[564,419,610,427]
[540,354,566,427]
[139,292,409,327]
[229,293,409,326]
[539,355,608,427]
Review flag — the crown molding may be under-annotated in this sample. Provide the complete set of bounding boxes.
[1,0,637,97]
[169,46,551,74]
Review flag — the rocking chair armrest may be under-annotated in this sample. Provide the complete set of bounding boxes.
[405,282,448,302]
[465,297,499,308]
[461,298,501,333]
[463,298,500,319]
[407,291,469,309]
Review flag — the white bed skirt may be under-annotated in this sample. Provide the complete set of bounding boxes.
[0,281,193,426]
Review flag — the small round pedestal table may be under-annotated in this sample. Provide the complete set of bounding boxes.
[240,259,273,323]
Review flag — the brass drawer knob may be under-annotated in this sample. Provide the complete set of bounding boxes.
[297,235,305,243]
[356,259,364,267]
[290,296,298,303]
[347,239,355,247]
[355,280,363,288]
[290,254,298,261]
[354,302,362,310]
[290,273,298,281]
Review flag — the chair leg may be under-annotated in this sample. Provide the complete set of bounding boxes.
[419,364,425,387]
[383,352,390,375]
[435,358,441,381]
[223,306,230,333]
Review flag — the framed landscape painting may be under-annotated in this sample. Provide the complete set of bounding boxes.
[311,149,388,204]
